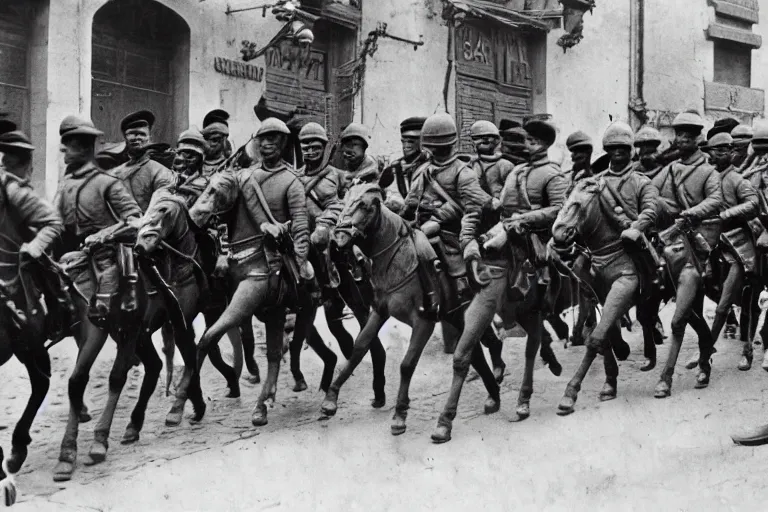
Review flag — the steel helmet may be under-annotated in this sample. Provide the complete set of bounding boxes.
[602,122,634,148]
[634,126,662,146]
[469,120,500,138]
[256,117,290,137]
[176,127,206,156]
[523,119,557,147]
[340,123,371,145]
[421,113,458,147]
[731,124,754,141]
[298,122,328,143]
[752,120,768,142]
[705,132,733,149]
[565,131,592,151]
[671,111,705,130]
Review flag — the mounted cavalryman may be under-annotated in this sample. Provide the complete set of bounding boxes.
[379,116,430,213]
[171,128,210,207]
[498,119,529,166]
[731,124,753,169]
[201,109,231,176]
[339,123,380,194]
[54,115,142,324]
[564,130,594,191]
[633,126,665,179]
[468,120,514,206]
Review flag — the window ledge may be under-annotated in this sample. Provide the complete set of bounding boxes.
[706,23,762,48]
[709,0,759,24]
[704,81,765,114]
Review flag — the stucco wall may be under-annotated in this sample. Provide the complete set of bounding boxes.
[358,0,451,161]
[42,0,274,198]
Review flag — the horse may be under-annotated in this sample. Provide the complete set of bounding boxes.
[0,249,55,505]
[320,184,501,436]
[550,177,712,414]
[189,170,337,426]
[52,192,207,482]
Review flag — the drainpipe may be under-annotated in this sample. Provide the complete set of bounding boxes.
[628,0,647,129]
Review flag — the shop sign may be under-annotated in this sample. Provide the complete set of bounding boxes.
[456,23,531,87]
[214,57,264,82]
[265,40,326,84]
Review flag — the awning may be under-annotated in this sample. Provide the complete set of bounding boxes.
[443,0,553,32]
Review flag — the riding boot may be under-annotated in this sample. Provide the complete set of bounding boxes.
[88,247,119,325]
[119,246,138,313]
[416,260,440,321]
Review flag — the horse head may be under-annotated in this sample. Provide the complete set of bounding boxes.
[334,183,386,249]
[136,189,189,254]
[188,171,238,229]
[552,177,603,248]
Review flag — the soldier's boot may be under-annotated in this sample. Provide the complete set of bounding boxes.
[416,260,440,321]
[120,246,138,313]
[88,250,119,325]
[39,267,76,342]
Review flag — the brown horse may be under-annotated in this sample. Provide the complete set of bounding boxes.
[53,191,206,482]
[320,184,500,436]
[0,251,55,505]
[189,171,337,427]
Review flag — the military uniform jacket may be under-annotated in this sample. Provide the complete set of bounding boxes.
[203,155,226,177]
[0,171,62,257]
[341,154,380,192]
[174,169,210,208]
[55,162,142,249]
[296,164,345,230]
[111,152,174,212]
[597,164,658,232]
[470,153,515,199]
[404,156,489,235]
[230,161,309,265]
[720,165,758,227]
[632,161,664,181]
[498,155,568,234]
[564,165,593,194]
[379,151,430,199]
[651,151,723,224]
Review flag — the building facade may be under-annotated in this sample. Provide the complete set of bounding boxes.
[1,0,766,198]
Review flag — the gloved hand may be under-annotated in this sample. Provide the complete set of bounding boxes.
[213,254,229,278]
[504,219,525,235]
[311,226,330,248]
[463,239,481,262]
[83,233,103,248]
[620,227,643,244]
[299,260,315,281]
[19,242,43,260]
[491,197,502,211]
[420,220,441,237]
[260,222,284,241]
[483,230,508,251]
[384,194,405,215]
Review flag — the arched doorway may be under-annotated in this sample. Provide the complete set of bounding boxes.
[91,0,190,145]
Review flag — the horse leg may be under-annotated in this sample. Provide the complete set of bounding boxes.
[655,266,701,398]
[53,314,109,482]
[557,346,599,416]
[201,311,240,398]
[238,318,260,383]
[226,327,244,379]
[512,312,543,421]
[295,305,337,393]
[160,322,176,397]
[6,350,50,475]
[252,309,287,427]
[121,334,163,445]
[479,324,507,383]
[688,296,715,389]
[88,327,139,464]
[547,314,570,342]
[325,291,354,358]
[637,296,663,371]
[391,314,435,436]
[321,310,390,417]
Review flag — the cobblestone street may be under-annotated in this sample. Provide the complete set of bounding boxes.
[3,304,768,511]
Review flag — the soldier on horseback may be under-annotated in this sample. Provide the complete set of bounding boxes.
[55,115,142,323]
[339,123,381,192]
[468,120,514,205]
[650,110,723,396]
[731,124,753,168]
[202,109,231,176]
[379,116,430,212]
[564,130,594,189]
[171,128,210,206]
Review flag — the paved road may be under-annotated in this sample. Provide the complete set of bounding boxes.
[2,303,768,511]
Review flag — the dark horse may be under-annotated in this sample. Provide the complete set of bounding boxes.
[320,184,500,435]
[53,193,206,482]
[189,171,337,426]
[551,178,712,415]
[0,249,56,505]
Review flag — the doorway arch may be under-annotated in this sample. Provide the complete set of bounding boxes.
[91,0,190,145]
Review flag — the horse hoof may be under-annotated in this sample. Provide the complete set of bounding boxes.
[484,396,501,415]
[79,410,92,423]
[293,378,308,393]
[391,418,407,436]
[512,403,530,422]
[321,399,338,417]
[613,341,630,361]
[431,424,452,444]
[547,359,563,377]
[694,372,710,389]
[599,383,617,401]
[738,357,752,371]
[493,362,506,384]
[371,395,386,409]
[121,424,140,445]
[189,401,207,424]
[640,359,656,372]
[88,441,108,464]
[557,396,576,416]
[165,410,183,427]
[251,404,268,427]
[762,355,768,372]
[1,476,17,507]
[245,373,261,385]
[653,380,671,398]
[684,354,699,370]
[226,382,241,398]
[52,461,75,482]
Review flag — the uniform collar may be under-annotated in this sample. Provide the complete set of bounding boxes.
[478,152,502,163]
[127,150,151,166]
[66,161,99,178]
[719,164,737,178]
[606,162,633,177]
[300,163,325,177]
[679,150,706,166]
[530,154,550,168]
[261,159,290,173]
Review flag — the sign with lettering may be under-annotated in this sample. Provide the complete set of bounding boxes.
[214,57,264,82]
[455,23,531,88]
[265,40,326,84]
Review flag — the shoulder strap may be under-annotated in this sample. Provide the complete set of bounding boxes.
[303,166,334,199]
[602,176,637,221]
[427,170,464,213]
[250,170,284,226]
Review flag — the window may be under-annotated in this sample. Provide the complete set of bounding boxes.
[714,40,752,88]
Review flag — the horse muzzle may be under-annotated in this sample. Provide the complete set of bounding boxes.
[551,223,576,247]
[136,228,161,254]
[333,227,358,248]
